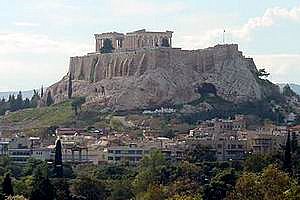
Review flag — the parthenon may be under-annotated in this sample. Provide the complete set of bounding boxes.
[94,29,173,52]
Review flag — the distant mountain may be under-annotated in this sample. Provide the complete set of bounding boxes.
[290,84,300,95]
[0,90,34,100]
[278,83,300,95]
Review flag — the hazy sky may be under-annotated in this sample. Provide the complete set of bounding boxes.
[0,0,300,91]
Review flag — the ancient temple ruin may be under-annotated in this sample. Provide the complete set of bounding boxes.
[94,29,173,51]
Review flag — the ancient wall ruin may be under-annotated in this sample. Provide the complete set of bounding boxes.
[46,44,265,110]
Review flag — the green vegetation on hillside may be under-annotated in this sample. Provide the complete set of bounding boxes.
[0,101,74,129]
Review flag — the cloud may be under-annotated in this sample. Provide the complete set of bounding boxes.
[0,32,90,55]
[232,6,300,39]
[252,54,300,84]
[14,22,40,27]
[0,31,92,91]
[0,59,66,91]
[109,0,186,16]
[176,29,224,49]
[175,5,300,49]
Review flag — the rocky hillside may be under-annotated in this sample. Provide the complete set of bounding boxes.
[43,44,279,111]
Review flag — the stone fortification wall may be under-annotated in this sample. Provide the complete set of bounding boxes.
[45,44,266,110]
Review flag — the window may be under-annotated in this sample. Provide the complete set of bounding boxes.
[115,157,121,161]
[108,157,113,160]
[136,150,143,154]
[108,150,114,154]
[115,150,121,154]
[128,150,135,154]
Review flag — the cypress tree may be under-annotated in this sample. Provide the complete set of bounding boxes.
[291,132,298,153]
[41,85,44,98]
[68,72,72,99]
[2,173,13,197]
[54,138,63,178]
[46,91,54,106]
[284,131,292,172]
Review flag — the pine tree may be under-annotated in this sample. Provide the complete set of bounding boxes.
[68,72,72,99]
[46,91,54,106]
[30,90,40,108]
[2,173,14,197]
[23,98,31,109]
[9,94,16,111]
[284,132,292,172]
[54,138,63,178]
[16,91,23,110]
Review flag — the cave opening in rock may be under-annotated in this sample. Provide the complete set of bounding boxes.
[196,83,217,96]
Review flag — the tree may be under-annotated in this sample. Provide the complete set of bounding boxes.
[284,132,292,172]
[256,68,270,78]
[15,91,23,110]
[184,144,216,163]
[71,97,86,115]
[9,94,16,111]
[2,173,14,197]
[109,180,134,200]
[109,118,125,132]
[23,158,47,177]
[23,98,31,109]
[13,176,34,198]
[291,132,298,153]
[68,73,73,99]
[46,91,54,106]
[52,178,71,200]
[137,184,166,200]
[30,90,40,108]
[30,177,55,200]
[54,138,63,178]
[244,154,274,173]
[100,39,114,53]
[227,165,291,200]
[40,86,44,98]
[203,168,237,200]
[133,150,168,195]
[71,176,107,200]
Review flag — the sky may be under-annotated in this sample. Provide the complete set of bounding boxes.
[0,0,300,91]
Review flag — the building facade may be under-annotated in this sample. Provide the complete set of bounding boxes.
[95,29,173,52]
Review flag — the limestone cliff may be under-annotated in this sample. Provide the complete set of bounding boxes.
[44,44,277,110]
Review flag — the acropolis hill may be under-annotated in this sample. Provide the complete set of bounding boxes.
[43,29,278,110]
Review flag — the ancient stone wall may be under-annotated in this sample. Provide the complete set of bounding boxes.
[45,44,268,110]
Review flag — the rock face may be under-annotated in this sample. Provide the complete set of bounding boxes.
[44,44,271,110]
